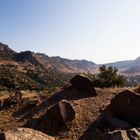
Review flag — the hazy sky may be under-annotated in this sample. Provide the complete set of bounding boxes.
[0,0,140,64]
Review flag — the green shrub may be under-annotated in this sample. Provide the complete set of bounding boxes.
[83,65,126,87]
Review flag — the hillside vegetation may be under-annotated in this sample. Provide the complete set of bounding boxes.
[0,43,77,90]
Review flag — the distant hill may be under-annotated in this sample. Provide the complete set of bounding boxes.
[123,57,140,74]
[104,57,140,85]
[0,42,97,73]
[105,58,140,75]
[105,60,133,69]
[1,42,140,89]
[0,42,97,90]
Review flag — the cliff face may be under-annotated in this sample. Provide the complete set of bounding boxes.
[14,51,41,67]
[0,42,16,60]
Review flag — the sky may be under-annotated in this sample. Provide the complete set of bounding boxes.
[0,0,140,64]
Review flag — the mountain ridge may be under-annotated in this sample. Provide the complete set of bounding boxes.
[0,42,97,73]
[1,42,140,89]
[0,42,98,90]
[1,42,140,74]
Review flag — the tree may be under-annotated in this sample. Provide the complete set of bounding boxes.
[83,65,126,87]
[98,65,126,87]
[97,65,126,87]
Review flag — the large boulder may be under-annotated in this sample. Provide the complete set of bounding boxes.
[47,100,75,124]
[0,127,55,140]
[110,89,140,124]
[98,128,140,140]
[70,75,96,95]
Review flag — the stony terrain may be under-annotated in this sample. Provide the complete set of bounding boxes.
[0,87,132,140]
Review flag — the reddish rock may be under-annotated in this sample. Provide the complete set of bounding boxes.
[110,89,140,124]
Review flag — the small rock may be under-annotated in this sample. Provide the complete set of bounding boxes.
[47,100,75,124]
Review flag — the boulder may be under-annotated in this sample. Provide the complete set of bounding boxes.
[47,100,75,124]
[98,128,140,140]
[70,75,96,95]
[110,89,140,124]
[0,127,55,140]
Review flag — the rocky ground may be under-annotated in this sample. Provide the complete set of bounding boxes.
[0,87,133,140]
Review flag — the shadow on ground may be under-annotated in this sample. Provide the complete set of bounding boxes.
[13,86,96,119]
[12,103,37,117]
[12,86,97,136]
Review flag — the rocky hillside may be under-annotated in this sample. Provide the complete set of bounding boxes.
[0,43,73,90]
[0,42,97,90]
[34,53,97,73]
[1,42,140,89]
[0,76,138,140]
